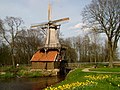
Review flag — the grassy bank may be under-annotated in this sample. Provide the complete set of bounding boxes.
[0,66,42,79]
[45,68,120,90]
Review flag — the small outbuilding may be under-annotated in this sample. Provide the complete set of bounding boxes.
[31,50,61,69]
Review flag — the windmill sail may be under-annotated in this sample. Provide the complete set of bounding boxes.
[48,2,52,21]
[30,22,48,28]
[52,17,69,24]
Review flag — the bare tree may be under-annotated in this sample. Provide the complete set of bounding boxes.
[0,19,2,34]
[1,17,24,66]
[89,28,101,63]
[76,36,82,62]
[82,0,120,67]
[76,35,91,62]
[14,29,44,64]
[62,38,78,63]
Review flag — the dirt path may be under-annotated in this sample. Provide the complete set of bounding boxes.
[82,68,91,72]
[82,68,120,74]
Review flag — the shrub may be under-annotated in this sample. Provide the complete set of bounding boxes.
[0,72,14,78]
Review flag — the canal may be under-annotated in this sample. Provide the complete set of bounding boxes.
[0,76,65,90]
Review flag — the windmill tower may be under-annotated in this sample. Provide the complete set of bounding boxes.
[31,2,69,70]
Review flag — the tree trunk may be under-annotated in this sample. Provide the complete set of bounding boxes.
[11,48,15,67]
[11,39,15,67]
[108,41,113,68]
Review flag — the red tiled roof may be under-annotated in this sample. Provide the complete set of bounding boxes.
[31,51,58,62]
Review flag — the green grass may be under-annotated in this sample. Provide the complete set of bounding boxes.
[45,68,120,90]
[17,70,42,78]
[0,65,42,78]
[0,72,14,78]
[90,67,120,72]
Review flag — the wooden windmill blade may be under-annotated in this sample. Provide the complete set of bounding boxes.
[30,22,48,28]
[51,17,69,24]
[48,1,52,21]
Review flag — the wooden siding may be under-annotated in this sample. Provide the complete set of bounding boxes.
[47,62,54,69]
[32,62,46,69]
[32,62,55,69]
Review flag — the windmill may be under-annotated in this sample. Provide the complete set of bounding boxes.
[30,2,69,70]
[30,2,69,51]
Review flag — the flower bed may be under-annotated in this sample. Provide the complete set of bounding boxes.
[44,68,120,90]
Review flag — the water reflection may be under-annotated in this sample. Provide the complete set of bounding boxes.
[0,76,65,90]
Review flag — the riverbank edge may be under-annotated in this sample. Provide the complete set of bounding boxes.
[0,66,60,79]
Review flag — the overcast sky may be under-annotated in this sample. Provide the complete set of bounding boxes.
[0,0,92,38]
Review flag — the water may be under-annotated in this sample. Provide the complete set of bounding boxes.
[0,76,65,90]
